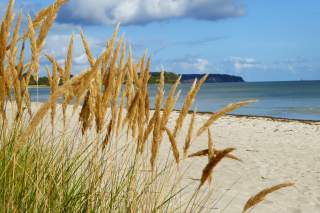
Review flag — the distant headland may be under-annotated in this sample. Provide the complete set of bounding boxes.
[180,73,244,83]
[28,72,244,86]
[148,72,245,83]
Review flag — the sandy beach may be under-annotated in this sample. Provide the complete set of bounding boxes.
[5,103,320,212]
[164,112,320,212]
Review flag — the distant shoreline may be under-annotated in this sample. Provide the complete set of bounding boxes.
[28,85,50,88]
[223,113,319,125]
[189,110,320,124]
[28,100,320,123]
[136,107,320,124]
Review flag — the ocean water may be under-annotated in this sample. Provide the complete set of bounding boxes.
[29,81,320,121]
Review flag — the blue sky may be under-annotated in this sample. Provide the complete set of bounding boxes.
[2,0,320,81]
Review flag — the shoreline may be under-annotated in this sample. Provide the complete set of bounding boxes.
[28,85,50,88]
[172,108,320,125]
[30,102,320,125]
[227,113,320,125]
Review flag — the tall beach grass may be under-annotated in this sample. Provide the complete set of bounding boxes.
[0,0,294,212]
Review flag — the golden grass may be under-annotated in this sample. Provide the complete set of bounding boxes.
[27,15,39,81]
[188,149,241,162]
[196,99,257,137]
[80,31,95,67]
[199,148,235,188]
[173,74,208,137]
[164,127,180,165]
[0,0,294,211]
[151,71,165,169]
[243,183,294,212]
[183,109,196,158]
[62,34,74,126]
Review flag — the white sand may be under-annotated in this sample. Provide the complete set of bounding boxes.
[164,112,320,213]
[5,103,320,212]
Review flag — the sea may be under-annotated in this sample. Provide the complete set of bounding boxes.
[29,80,320,121]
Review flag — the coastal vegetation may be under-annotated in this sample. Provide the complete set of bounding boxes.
[0,0,293,212]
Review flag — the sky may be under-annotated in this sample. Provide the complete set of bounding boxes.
[1,0,320,81]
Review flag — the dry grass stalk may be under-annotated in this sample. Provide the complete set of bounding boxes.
[92,69,104,133]
[27,16,40,82]
[9,14,23,120]
[140,114,155,153]
[207,129,214,158]
[145,88,150,121]
[0,78,7,122]
[125,48,134,108]
[183,110,196,158]
[101,25,119,87]
[102,23,120,70]
[160,76,181,138]
[197,99,257,137]
[72,55,104,112]
[242,183,294,212]
[103,119,113,148]
[21,77,32,116]
[17,41,25,77]
[31,5,51,28]
[188,149,241,162]
[0,0,14,54]
[9,13,21,53]
[109,39,125,135]
[124,91,140,125]
[80,31,95,67]
[46,54,64,77]
[46,61,60,129]
[79,90,93,135]
[164,127,180,165]
[199,148,235,188]
[17,57,29,118]
[64,34,74,82]
[150,71,165,169]
[100,33,122,123]
[36,1,63,51]
[116,92,125,137]
[62,34,74,126]
[173,74,208,137]
[137,57,151,148]
[131,108,138,139]
[188,149,208,158]
[0,0,15,121]
[93,92,103,134]
[22,0,68,40]
[207,129,214,182]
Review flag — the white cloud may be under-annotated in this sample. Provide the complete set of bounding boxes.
[197,58,210,72]
[229,57,262,72]
[42,33,103,65]
[168,56,211,73]
[58,0,244,25]
[74,53,89,65]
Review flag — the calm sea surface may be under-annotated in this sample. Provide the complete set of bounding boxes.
[29,81,320,121]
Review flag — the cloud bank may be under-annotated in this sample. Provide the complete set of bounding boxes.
[58,0,244,25]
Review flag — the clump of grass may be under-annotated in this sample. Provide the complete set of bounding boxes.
[0,125,199,212]
[0,0,294,212]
